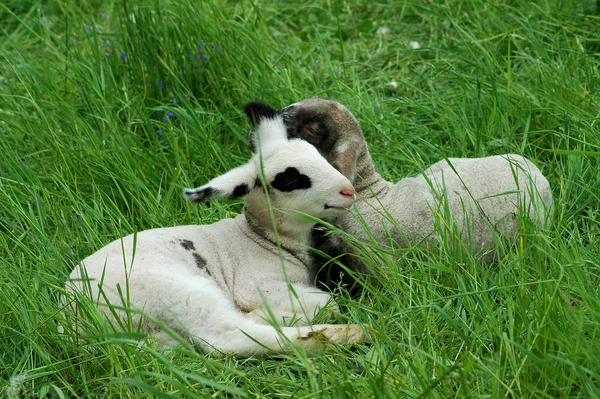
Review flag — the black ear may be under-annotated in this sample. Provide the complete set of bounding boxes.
[244,102,278,126]
[244,102,279,153]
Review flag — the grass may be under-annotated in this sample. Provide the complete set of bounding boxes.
[1,0,599,397]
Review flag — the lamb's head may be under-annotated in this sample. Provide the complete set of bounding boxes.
[244,98,377,191]
[184,114,355,223]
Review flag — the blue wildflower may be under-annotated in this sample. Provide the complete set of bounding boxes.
[156,129,163,136]
[197,55,208,61]
[104,40,110,48]
[85,25,93,33]
[103,13,109,21]
[120,52,126,61]
[213,43,222,51]
[187,54,192,60]
[106,54,111,58]
[171,98,177,105]
[158,81,163,89]
[163,111,175,122]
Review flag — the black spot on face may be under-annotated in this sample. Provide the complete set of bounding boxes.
[231,183,250,198]
[271,167,312,192]
[179,239,195,251]
[192,252,211,276]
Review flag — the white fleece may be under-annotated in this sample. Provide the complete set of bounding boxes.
[67,115,366,356]
[69,213,365,355]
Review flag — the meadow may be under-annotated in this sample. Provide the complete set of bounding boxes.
[1,0,599,397]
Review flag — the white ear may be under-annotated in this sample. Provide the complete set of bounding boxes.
[253,116,287,150]
[184,162,256,203]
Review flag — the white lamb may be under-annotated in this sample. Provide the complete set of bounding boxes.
[67,114,367,356]
[243,98,553,284]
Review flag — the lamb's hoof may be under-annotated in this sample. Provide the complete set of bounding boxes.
[327,323,369,344]
[302,324,369,346]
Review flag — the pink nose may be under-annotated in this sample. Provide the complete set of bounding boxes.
[339,189,356,200]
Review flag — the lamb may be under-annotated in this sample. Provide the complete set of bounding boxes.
[243,98,553,284]
[67,113,367,356]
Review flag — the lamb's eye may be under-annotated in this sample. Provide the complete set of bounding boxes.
[271,167,312,192]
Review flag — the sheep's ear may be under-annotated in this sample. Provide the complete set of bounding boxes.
[330,138,361,181]
[244,102,279,153]
[183,162,256,203]
[244,102,278,126]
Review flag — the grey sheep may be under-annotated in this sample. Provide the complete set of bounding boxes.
[244,98,553,285]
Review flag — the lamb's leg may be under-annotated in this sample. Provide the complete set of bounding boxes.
[155,274,366,356]
[202,318,368,356]
[245,283,339,326]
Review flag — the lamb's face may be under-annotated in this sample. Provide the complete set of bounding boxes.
[184,115,355,219]
[245,98,366,184]
[255,139,355,218]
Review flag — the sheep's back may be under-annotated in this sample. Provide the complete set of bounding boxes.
[339,176,435,247]
[336,154,552,258]
[423,154,553,242]
[68,215,312,321]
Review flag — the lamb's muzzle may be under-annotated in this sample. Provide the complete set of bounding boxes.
[339,189,356,200]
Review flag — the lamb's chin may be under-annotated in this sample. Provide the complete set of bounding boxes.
[323,206,350,217]
[325,202,353,210]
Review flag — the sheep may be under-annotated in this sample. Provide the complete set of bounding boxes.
[243,98,553,286]
[67,113,367,356]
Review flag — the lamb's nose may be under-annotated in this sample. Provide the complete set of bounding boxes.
[340,189,356,200]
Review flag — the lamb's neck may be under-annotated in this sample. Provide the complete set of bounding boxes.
[243,206,314,263]
[354,150,390,197]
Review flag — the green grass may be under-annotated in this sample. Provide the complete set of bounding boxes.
[1,0,599,397]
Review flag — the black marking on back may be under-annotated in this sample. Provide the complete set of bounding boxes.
[192,252,211,276]
[271,167,312,192]
[179,239,195,251]
[231,183,250,198]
